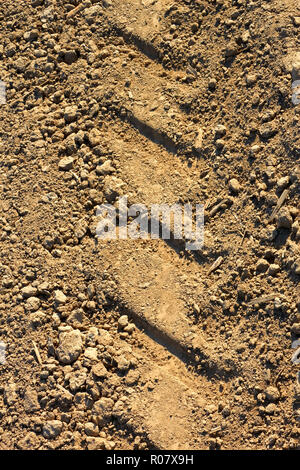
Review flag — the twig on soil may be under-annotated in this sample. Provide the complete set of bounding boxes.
[269,189,289,223]
[239,229,248,246]
[274,366,286,386]
[32,340,43,366]
[208,256,224,275]
[208,198,231,218]
[248,294,277,306]
[66,3,86,19]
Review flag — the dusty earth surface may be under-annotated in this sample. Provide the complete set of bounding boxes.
[0,0,299,451]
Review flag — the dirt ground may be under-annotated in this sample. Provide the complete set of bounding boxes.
[0,0,299,451]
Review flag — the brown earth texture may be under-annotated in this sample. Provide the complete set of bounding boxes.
[0,0,299,451]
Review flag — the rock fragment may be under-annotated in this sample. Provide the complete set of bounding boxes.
[56,329,83,364]
[265,386,280,402]
[256,259,269,273]
[42,420,63,439]
[118,315,129,329]
[64,50,78,65]
[4,383,17,406]
[92,397,114,426]
[58,157,74,171]
[23,30,39,41]
[292,61,300,81]
[24,388,40,413]
[21,285,37,298]
[92,362,108,379]
[214,124,227,138]
[276,207,293,229]
[246,74,257,86]
[54,290,67,305]
[25,297,41,312]
[291,323,300,335]
[229,178,241,194]
[84,422,99,437]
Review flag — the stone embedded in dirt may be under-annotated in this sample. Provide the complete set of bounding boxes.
[229,178,241,194]
[85,301,96,313]
[102,0,112,7]
[265,386,280,402]
[292,61,300,81]
[124,323,135,334]
[84,347,98,361]
[54,290,67,305]
[116,356,130,372]
[37,282,50,295]
[291,323,300,335]
[92,362,108,379]
[118,315,128,329]
[92,397,114,426]
[23,30,39,41]
[256,258,269,273]
[23,388,40,413]
[97,329,114,347]
[125,369,140,386]
[246,74,257,86]
[276,207,293,229]
[103,175,125,202]
[293,17,300,27]
[86,325,98,342]
[25,296,40,312]
[265,403,278,415]
[58,156,74,171]
[64,50,78,65]
[42,420,63,439]
[29,311,47,328]
[56,329,83,364]
[84,4,103,22]
[225,41,238,57]
[259,123,277,139]
[276,176,290,191]
[88,128,102,147]
[68,370,87,393]
[194,128,204,153]
[268,264,280,276]
[4,383,17,406]
[63,134,77,155]
[74,220,88,240]
[68,308,86,327]
[17,432,40,450]
[214,124,227,138]
[64,105,78,123]
[56,387,73,411]
[86,437,115,450]
[86,437,105,450]
[96,160,114,175]
[21,285,37,298]
[215,138,225,148]
[205,404,218,414]
[250,144,260,157]
[293,259,300,276]
[208,78,216,91]
[84,422,99,437]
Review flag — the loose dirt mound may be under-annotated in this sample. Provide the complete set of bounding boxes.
[0,0,299,450]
